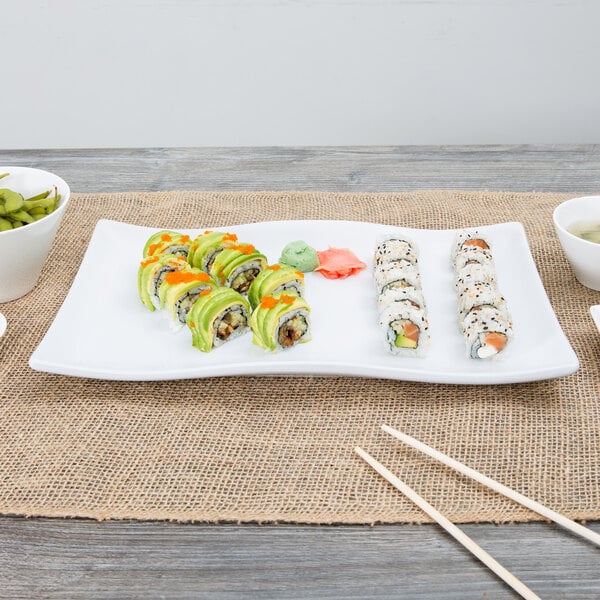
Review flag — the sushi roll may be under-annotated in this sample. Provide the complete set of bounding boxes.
[374,236,419,266]
[374,260,421,292]
[454,261,496,291]
[377,286,426,313]
[456,281,507,318]
[157,268,216,326]
[143,230,191,258]
[138,253,189,311]
[379,303,429,357]
[187,230,238,272]
[186,286,250,352]
[209,243,267,294]
[247,264,305,309]
[461,305,513,359]
[454,245,495,273]
[451,229,512,359]
[249,292,311,352]
[373,233,429,357]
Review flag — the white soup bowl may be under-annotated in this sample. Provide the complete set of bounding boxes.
[553,195,600,291]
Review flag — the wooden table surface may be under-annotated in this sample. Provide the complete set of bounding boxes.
[1,145,599,599]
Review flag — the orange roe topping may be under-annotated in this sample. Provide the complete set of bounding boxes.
[223,233,238,242]
[140,256,159,268]
[204,230,212,234]
[189,322,196,328]
[267,264,281,270]
[279,294,295,305]
[180,235,190,243]
[147,243,161,255]
[231,243,255,255]
[260,296,279,309]
[160,233,172,242]
[294,271,305,279]
[199,289,212,297]
[164,271,212,284]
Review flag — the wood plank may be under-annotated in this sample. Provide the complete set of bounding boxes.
[1,145,599,193]
[0,145,598,599]
[1,517,599,599]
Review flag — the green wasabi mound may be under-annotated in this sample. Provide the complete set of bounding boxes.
[209,243,267,294]
[142,230,191,258]
[186,287,250,352]
[247,263,305,309]
[137,254,189,311]
[249,292,311,352]
[187,230,239,272]
[279,240,319,272]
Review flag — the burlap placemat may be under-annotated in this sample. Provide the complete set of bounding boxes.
[1,190,599,524]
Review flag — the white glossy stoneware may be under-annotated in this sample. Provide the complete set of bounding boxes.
[0,167,70,302]
[30,219,578,383]
[0,312,6,338]
[553,195,600,291]
[591,305,600,333]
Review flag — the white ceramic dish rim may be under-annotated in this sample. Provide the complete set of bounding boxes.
[29,218,580,384]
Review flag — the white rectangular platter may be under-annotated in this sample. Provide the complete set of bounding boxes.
[29,219,579,384]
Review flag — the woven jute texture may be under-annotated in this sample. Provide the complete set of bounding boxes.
[1,190,599,524]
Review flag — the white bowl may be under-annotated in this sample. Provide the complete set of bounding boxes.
[553,195,600,291]
[0,166,71,303]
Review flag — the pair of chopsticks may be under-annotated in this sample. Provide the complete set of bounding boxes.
[356,425,600,600]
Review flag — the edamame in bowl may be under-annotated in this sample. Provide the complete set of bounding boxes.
[0,167,70,302]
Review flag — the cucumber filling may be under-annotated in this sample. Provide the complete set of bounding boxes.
[231,267,261,293]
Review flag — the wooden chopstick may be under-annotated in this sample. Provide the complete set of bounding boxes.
[355,446,542,600]
[381,424,600,547]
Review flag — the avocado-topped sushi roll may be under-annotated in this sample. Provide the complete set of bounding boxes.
[138,253,189,311]
[187,230,238,272]
[157,268,216,326]
[209,243,267,294]
[186,286,250,352]
[249,292,311,352]
[379,303,429,357]
[247,264,305,309]
[452,229,512,359]
[143,230,191,258]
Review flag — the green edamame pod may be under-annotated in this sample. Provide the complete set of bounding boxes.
[0,217,12,231]
[9,210,34,224]
[0,189,25,213]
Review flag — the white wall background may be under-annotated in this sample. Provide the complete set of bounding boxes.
[3,0,600,148]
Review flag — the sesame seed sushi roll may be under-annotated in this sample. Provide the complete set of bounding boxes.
[456,281,507,318]
[374,236,419,267]
[377,286,426,313]
[453,243,495,273]
[374,260,421,292]
[186,286,250,352]
[379,303,429,357]
[377,265,422,295]
[138,253,189,311]
[157,268,216,327]
[454,261,496,292]
[209,243,267,294]
[247,263,305,310]
[461,305,513,359]
[187,230,238,272]
[451,229,491,258]
[143,230,191,258]
[250,293,311,352]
